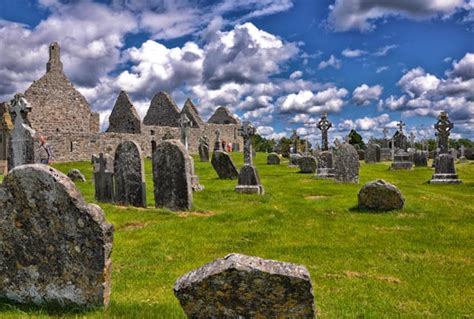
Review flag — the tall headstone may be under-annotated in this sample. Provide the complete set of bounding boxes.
[434,112,453,154]
[429,154,462,184]
[459,145,467,163]
[153,140,193,211]
[235,122,264,194]
[113,141,147,207]
[334,142,359,183]
[214,128,222,151]
[91,153,115,202]
[0,164,113,307]
[7,94,35,171]
[178,113,191,150]
[198,135,210,162]
[317,113,332,151]
[174,253,316,318]
[380,128,392,161]
[365,141,381,164]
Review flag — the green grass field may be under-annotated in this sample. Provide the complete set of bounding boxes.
[1,153,473,318]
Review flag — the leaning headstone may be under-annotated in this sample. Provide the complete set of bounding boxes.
[358,179,404,211]
[315,150,335,178]
[67,168,86,182]
[334,142,359,183]
[198,135,210,162]
[429,154,462,184]
[114,141,147,207]
[235,122,264,194]
[298,156,317,173]
[0,164,113,307]
[91,153,114,203]
[267,152,280,165]
[7,93,35,171]
[153,140,192,211]
[413,150,428,167]
[174,253,316,318]
[211,150,238,179]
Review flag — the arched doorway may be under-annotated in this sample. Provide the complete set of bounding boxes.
[151,140,157,155]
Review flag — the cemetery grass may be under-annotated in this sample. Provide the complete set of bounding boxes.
[1,154,473,318]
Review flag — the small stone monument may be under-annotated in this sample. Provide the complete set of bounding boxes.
[0,164,113,307]
[317,113,332,151]
[289,129,301,167]
[173,253,316,318]
[365,140,381,164]
[315,151,335,178]
[179,113,203,191]
[391,149,413,170]
[213,128,222,151]
[334,142,359,183]
[153,140,193,211]
[459,145,467,163]
[267,152,280,165]
[7,93,35,171]
[434,112,453,154]
[91,153,115,202]
[429,153,462,184]
[298,155,317,173]
[358,179,405,211]
[198,135,210,162]
[413,150,428,167]
[235,121,264,194]
[114,141,147,207]
[380,128,392,161]
[449,148,458,160]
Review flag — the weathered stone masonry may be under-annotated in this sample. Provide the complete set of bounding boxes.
[1,42,241,163]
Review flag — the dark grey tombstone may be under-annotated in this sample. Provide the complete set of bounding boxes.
[298,155,317,173]
[334,143,359,183]
[434,112,453,154]
[211,150,238,179]
[315,151,334,178]
[198,136,210,162]
[0,164,113,307]
[429,154,462,184]
[357,149,365,161]
[92,153,115,203]
[391,149,413,170]
[174,253,316,318]
[153,140,192,211]
[114,141,147,207]
[7,94,35,171]
[365,143,379,164]
[413,150,428,167]
[267,152,280,165]
[289,153,301,167]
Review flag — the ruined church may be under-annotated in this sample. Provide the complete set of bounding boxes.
[0,42,242,163]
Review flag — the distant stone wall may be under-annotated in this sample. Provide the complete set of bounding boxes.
[45,123,241,162]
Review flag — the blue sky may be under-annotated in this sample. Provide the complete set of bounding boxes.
[0,0,473,142]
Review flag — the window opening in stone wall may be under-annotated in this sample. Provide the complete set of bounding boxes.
[150,130,155,135]
[151,140,157,154]
[70,141,73,152]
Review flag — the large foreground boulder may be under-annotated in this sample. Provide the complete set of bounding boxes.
[0,164,114,307]
[174,253,315,318]
[358,179,405,211]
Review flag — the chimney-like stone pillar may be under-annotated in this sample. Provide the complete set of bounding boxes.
[46,42,63,73]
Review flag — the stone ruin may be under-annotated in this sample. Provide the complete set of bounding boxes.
[0,42,242,165]
[0,164,113,307]
[174,253,316,318]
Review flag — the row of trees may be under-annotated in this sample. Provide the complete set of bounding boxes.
[250,129,473,153]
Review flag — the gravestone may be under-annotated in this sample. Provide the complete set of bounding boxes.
[114,141,147,207]
[459,145,467,163]
[7,93,35,171]
[413,150,428,167]
[334,142,359,183]
[235,122,264,194]
[380,129,391,161]
[434,112,453,154]
[213,128,222,151]
[298,156,317,173]
[198,135,210,162]
[67,168,86,182]
[289,153,302,167]
[317,113,332,151]
[179,113,203,191]
[174,253,316,318]
[429,154,462,184]
[211,151,238,179]
[288,129,300,167]
[365,142,381,164]
[315,151,335,178]
[449,148,458,160]
[391,149,413,170]
[357,149,365,161]
[91,153,114,202]
[393,121,408,150]
[153,140,192,211]
[358,179,405,211]
[267,152,280,165]
[0,164,113,307]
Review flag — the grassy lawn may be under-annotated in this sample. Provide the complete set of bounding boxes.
[0,153,473,318]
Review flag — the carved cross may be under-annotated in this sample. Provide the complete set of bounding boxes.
[238,121,256,165]
[290,129,299,154]
[317,113,332,151]
[434,112,453,154]
[397,120,405,133]
[383,127,389,139]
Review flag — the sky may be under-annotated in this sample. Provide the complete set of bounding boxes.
[0,0,473,144]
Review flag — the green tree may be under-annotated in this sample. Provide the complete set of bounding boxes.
[348,129,365,149]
